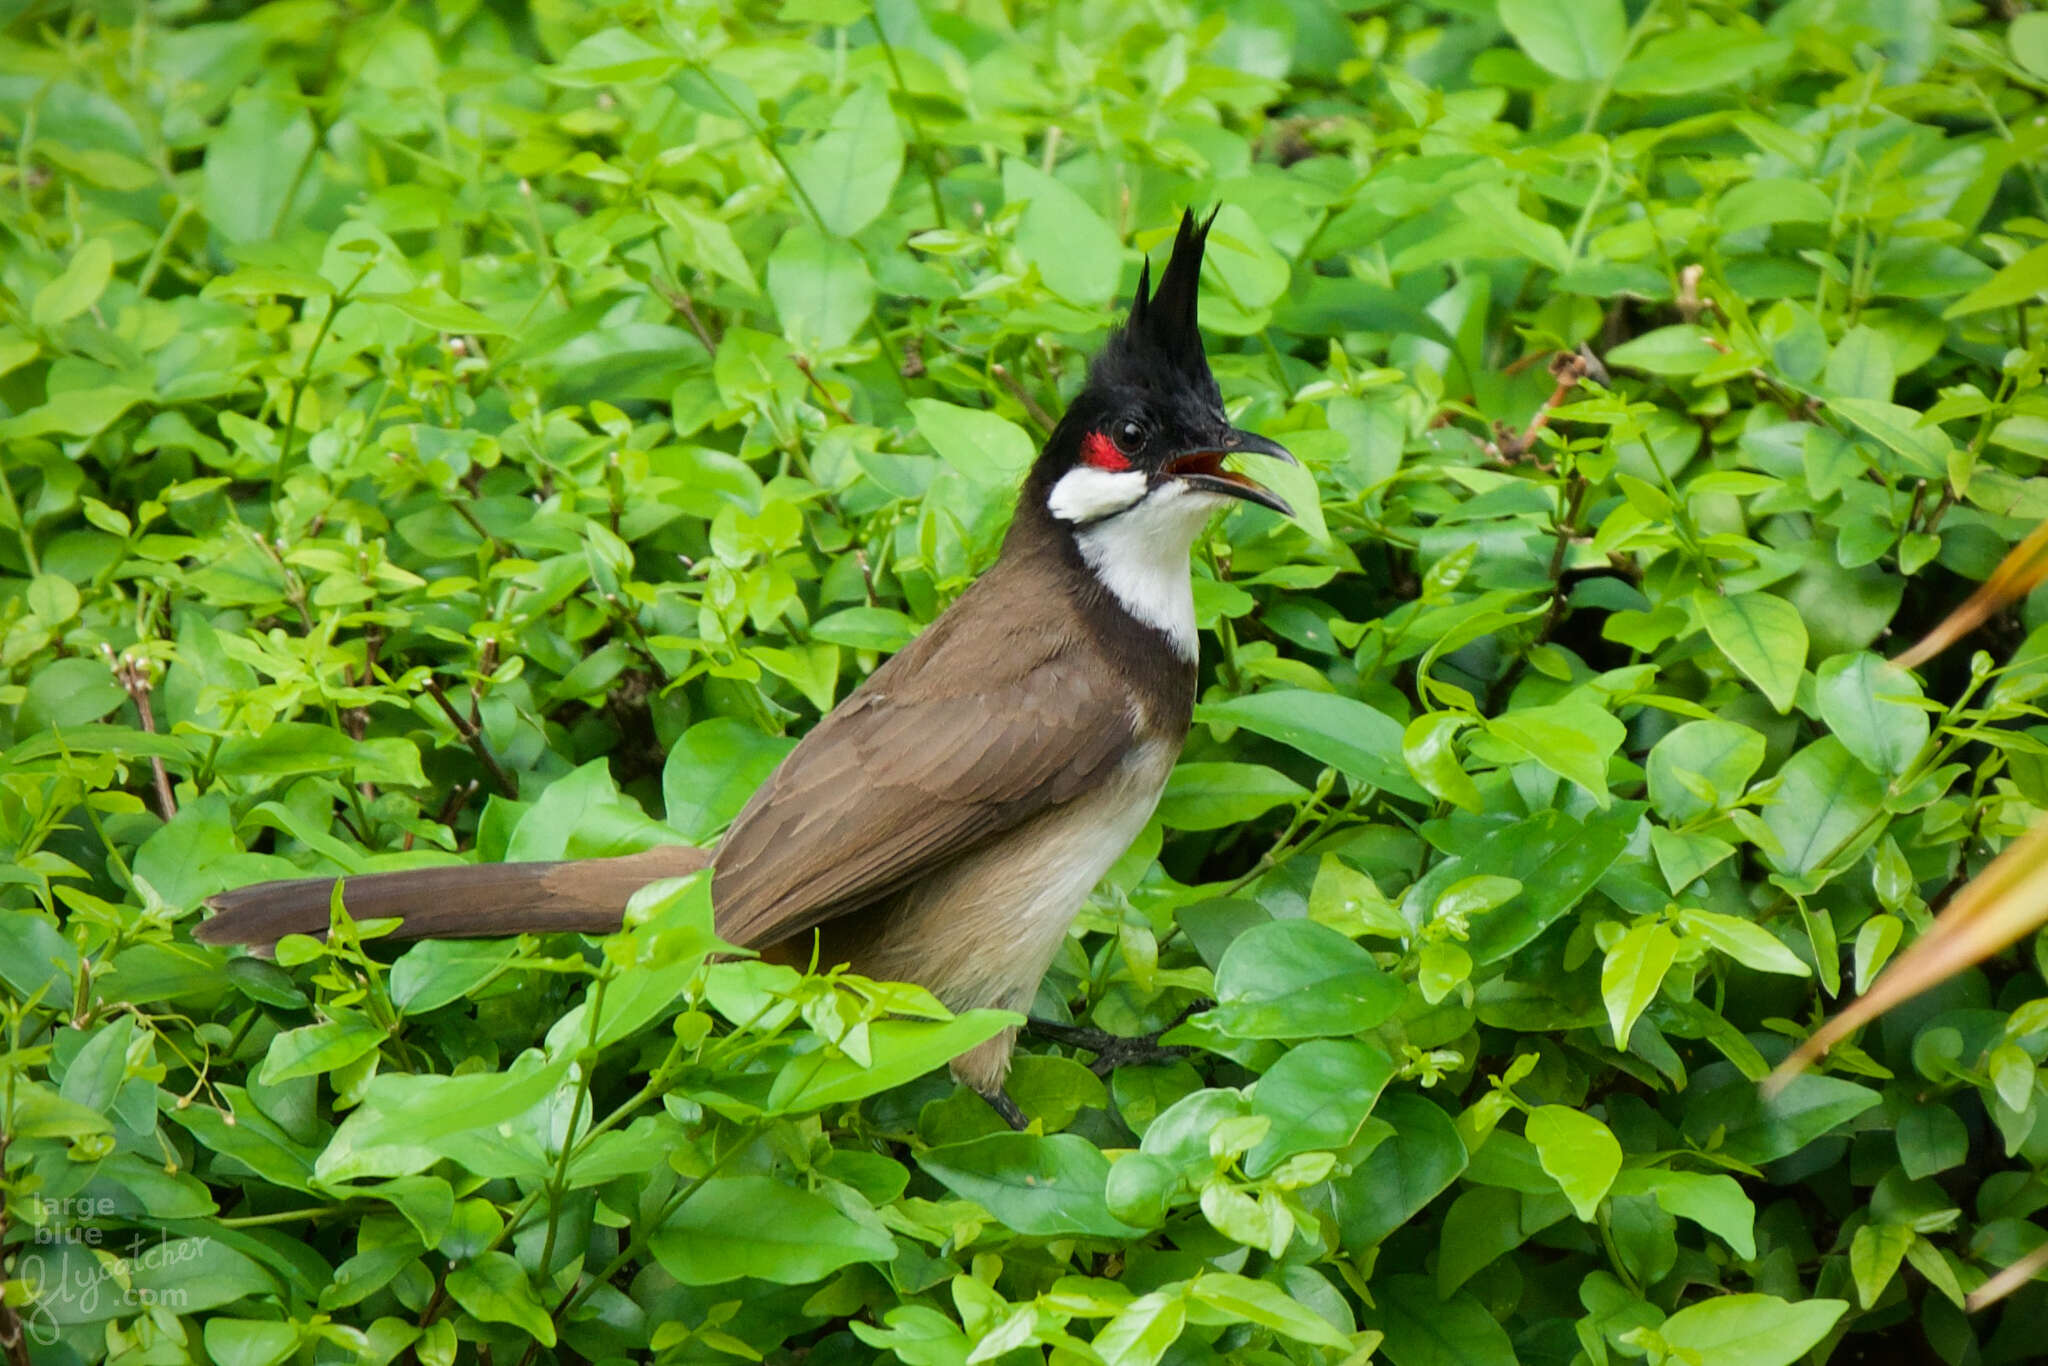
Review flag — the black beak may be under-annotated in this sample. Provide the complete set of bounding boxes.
[1163,429,1298,518]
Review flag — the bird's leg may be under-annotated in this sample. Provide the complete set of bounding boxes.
[1027,1001,1207,1076]
[981,1087,1031,1131]
[952,1028,1032,1130]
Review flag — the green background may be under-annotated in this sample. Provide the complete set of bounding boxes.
[4,1,2048,1363]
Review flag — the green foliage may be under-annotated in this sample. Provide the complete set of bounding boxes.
[4,1,2048,1364]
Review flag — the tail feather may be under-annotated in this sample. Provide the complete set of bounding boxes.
[195,846,712,949]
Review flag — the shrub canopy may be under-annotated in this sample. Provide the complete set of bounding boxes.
[5,2,2048,1364]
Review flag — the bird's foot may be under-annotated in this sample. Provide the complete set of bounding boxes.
[1027,1005,1205,1076]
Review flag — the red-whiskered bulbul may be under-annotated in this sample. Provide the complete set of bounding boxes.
[197,209,1298,1116]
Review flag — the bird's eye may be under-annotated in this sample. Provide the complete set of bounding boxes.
[1113,420,1145,453]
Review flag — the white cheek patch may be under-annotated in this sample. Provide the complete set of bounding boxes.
[1047,466,1148,524]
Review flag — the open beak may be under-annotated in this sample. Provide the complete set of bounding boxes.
[1164,430,1298,518]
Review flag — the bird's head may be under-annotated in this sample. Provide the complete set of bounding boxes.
[1029,208,1297,531]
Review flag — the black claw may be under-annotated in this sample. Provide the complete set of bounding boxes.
[1026,1011,1203,1076]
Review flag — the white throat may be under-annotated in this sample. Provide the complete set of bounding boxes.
[1048,471,1227,660]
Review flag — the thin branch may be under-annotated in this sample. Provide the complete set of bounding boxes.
[1486,347,1599,464]
[422,676,517,798]
[793,354,854,424]
[112,649,176,821]
[991,363,1056,434]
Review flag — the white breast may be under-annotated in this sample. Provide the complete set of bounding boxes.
[1072,483,1232,660]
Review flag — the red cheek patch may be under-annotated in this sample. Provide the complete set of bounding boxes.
[1082,430,1131,471]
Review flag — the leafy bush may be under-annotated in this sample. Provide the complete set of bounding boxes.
[6,1,2048,1363]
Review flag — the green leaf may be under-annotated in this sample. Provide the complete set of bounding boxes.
[789,83,904,238]
[1187,1272,1350,1349]
[1093,1289,1187,1366]
[1371,1274,1517,1366]
[767,1011,1019,1111]
[390,940,518,1015]
[0,910,81,1012]
[33,239,114,328]
[810,606,919,652]
[215,723,425,787]
[1614,29,1790,95]
[445,1250,556,1346]
[1850,1222,1913,1308]
[652,1175,895,1283]
[1824,325,1896,402]
[1486,700,1625,805]
[258,1017,386,1085]
[130,1237,277,1313]
[1158,762,1307,830]
[1247,1039,1394,1175]
[768,225,875,349]
[1004,159,1123,305]
[1498,0,1626,80]
[547,27,682,84]
[1896,1102,1969,1179]
[1651,827,1738,892]
[1716,178,1835,233]
[1607,324,1723,375]
[662,718,795,843]
[1463,803,1645,964]
[1194,919,1404,1040]
[2015,13,2048,79]
[1403,713,1482,812]
[1647,719,1766,822]
[202,1321,299,1366]
[1657,1293,1846,1366]
[1610,1169,1757,1258]
[201,90,315,243]
[1335,1094,1468,1247]
[1828,397,1951,477]
[1683,1072,1880,1164]
[1696,590,1807,713]
[316,1052,573,1181]
[1944,241,2048,317]
[920,1133,1143,1238]
[1760,737,1886,880]
[1437,1187,1566,1294]
[19,656,127,729]
[1675,909,1810,976]
[910,398,1037,484]
[651,193,758,293]
[1193,691,1424,801]
[1525,1105,1621,1221]
[361,288,507,335]
[1815,653,1928,778]
[1601,921,1679,1048]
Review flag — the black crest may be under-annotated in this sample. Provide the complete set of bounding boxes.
[1090,208,1221,403]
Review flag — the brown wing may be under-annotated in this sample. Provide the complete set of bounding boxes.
[709,570,1136,949]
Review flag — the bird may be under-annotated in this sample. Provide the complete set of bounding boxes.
[196,208,1298,1123]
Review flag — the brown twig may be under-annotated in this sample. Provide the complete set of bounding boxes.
[110,649,176,821]
[347,627,385,798]
[407,778,480,854]
[793,354,855,423]
[422,676,517,798]
[1487,348,1598,464]
[991,363,1056,434]
[855,547,877,607]
[661,284,719,353]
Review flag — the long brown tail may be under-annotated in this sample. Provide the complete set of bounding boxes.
[194,846,713,949]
